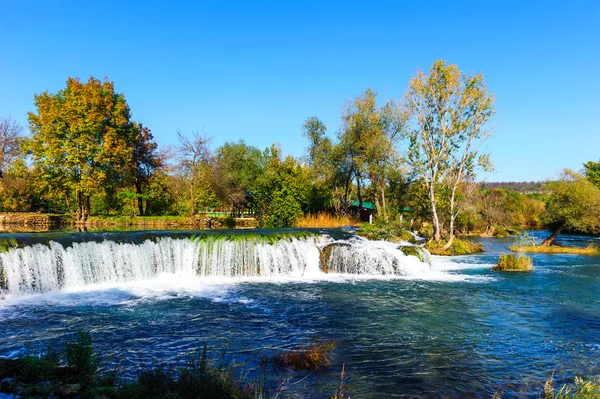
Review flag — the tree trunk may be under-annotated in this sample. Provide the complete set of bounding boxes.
[443,187,458,250]
[429,183,441,242]
[136,180,145,216]
[189,181,195,218]
[343,171,352,214]
[380,183,388,222]
[541,223,567,247]
[356,172,363,209]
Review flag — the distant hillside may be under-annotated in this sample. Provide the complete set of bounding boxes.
[481,181,545,194]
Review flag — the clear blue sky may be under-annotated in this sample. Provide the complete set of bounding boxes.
[1,1,598,181]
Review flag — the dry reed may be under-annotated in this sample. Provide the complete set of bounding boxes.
[295,213,359,228]
[274,339,338,371]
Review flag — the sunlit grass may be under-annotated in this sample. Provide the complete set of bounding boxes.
[510,244,600,255]
[492,253,533,272]
[426,238,484,256]
[274,339,338,371]
[294,212,359,228]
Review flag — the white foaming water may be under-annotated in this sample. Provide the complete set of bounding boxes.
[0,235,488,305]
[0,236,329,296]
[324,236,431,275]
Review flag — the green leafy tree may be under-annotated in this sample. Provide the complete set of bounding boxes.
[584,160,600,188]
[542,169,600,246]
[127,123,164,215]
[406,60,494,244]
[27,77,136,222]
[212,140,266,215]
[250,145,309,227]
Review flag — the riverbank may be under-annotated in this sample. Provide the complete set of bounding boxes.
[0,213,258,232]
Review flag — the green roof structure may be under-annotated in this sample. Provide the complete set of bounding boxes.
[349,200,376,210]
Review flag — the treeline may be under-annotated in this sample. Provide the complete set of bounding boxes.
[0,61,598,242]
[481,181,544,193]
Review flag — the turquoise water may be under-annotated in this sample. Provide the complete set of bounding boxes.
[0,231,599,398]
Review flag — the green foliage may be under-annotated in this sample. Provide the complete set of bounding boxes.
[543,169,600,241]
[584,160,600,189]
[493,225,509,237]
[406,60,495,242]
[544,374,600,399]
[0,237,18,253]
[357,219,415,242]
[18,357,58,383]
[492,253,533,272]
[65,329,97,378]
[250,147,309,228]
[426,238,484,256]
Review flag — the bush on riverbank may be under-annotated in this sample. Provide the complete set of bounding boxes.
[357,219,416,243]
[426,238,484,256]
[492,254,533,272]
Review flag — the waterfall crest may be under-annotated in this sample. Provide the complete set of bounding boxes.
[0,235,431,296]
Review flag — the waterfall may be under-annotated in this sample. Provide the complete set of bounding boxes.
[0,235,432,296]
[323,236,431,275]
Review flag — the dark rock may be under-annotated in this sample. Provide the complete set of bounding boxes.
[0,359,23,380]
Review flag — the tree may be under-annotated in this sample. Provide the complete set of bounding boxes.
[176,129,212,217]
[406,60,494,244]
[338,89,405,219]
[0,117,24,174]
[27,77,135,222]
[128,123,163,215]
[212,141,265,215]
[584,160,600,188]
[541,169,600,246]
[250,145,309,227]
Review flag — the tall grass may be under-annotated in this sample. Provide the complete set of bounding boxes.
[294,212,359,228]
[510,244,600,255]
[492,253,533,272]
[542,373,600,399]
[274,339,338,371]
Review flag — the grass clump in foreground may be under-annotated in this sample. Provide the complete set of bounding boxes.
[542,374,600,399]
[492,253,533,272]
[426,238,484,256]
[1,331,349,399]
[274,339,338,371]
[295,212,359,228]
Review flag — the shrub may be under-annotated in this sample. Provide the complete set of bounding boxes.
[358,219,415,243]
[493,225,509,237]
[274,339,337,371]
[426,238,484,256]
[492,253,533,272]
[224,214,236,229]
[543,374,600,399]
[65,330,97,378]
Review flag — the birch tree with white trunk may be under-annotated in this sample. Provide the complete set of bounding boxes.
[406,60,494,244]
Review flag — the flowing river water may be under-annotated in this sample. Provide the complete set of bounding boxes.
[0,229,598,398]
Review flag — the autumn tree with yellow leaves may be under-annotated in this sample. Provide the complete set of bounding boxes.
[27,77,138,222]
